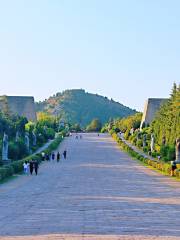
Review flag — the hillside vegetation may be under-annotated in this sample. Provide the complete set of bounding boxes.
[36,89,136,126]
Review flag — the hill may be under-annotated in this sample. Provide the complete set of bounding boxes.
[36,89,137,126]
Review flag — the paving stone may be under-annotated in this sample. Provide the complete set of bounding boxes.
[0,133,180,240]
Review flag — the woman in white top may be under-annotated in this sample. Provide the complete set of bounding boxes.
[23,161,29,174]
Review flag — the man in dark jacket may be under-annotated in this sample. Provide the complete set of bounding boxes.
[29,160,34,175]
[34,160,39,175]
[63,150,67,159]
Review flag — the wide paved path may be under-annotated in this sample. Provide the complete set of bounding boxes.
[1,133,180,240]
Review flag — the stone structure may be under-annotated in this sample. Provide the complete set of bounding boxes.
[0,96,37,121]
[150,134,155,152]
[32,131,37,146]
[15,131,20,142]
[2,133,9,163]
[25,133,30,153]
[140,98,168,130]
[143,134,147,148]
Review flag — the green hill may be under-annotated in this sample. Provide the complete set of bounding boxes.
[36,89,137,126]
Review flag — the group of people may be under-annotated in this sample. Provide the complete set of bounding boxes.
[50,150,67,162]
[23,150,67,176]
[75,135,82,139]
[41,150,67,162]
[23,160,39,176]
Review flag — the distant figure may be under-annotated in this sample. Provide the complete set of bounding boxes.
[98,133,100,137]
[29,160,34,175]
[51,152,55,161]
[34,160,39,175]
[46,154,50,161]
[57,152,60,162]
[41,152,45,161]
[63,150,67,159]
[171,161,177,177]
[23,161,29,174]
[76,135,78,139]
[80,135,82,139]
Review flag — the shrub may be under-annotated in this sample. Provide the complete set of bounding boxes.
[124,130,130,140]
[132,138,137,145]
[167,145,175,161]
[143,146,149,153]
[151,152,158,158]
[46,128,55,139]
[9,140,27,160]
[137,140,143,148]
[160,145,169,158]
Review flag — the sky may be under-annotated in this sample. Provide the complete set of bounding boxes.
[0,0,179,111]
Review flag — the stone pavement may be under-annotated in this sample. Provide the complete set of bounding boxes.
[0,133,180,240]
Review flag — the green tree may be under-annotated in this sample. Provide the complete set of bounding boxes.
[86,119,102,132]
[152,83,180,146]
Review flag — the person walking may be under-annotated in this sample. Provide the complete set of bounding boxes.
[23,161,29,174]
[34,160,39,175]
[41,152,45,161]
[63,150,67,159]
[51,152,55,162]
[29,160,34,175]
[46,153,50,161]
[171,161,177,176]
[57,152,60,162]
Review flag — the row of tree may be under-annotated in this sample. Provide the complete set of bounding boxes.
[0,112,59,162]
[109,83,180,162]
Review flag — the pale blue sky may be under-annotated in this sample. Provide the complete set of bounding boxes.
[0,0,179,111]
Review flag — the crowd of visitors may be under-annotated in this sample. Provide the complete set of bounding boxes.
[23,149,68,176]
[23,160,39,176]
[22,133,84,176]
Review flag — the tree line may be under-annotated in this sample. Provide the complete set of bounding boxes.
[109,83,180,162]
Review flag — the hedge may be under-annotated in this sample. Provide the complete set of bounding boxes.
[111,132,180,179]
[0,132,66,182]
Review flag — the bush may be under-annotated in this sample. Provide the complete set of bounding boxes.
[46,128,55,139]
[137,140,143,148]
[167,145,175,161]
[132,138,137,145]
[9,140,27,160]
[124,130,130,140]
[151,152,158,158]
[160,145,169,158]
[86,119,102,132]
[143,146,149,153]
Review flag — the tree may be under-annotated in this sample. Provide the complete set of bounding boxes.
[86,119,102,132]
[152,83,180,146]
[114,113,142,133]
